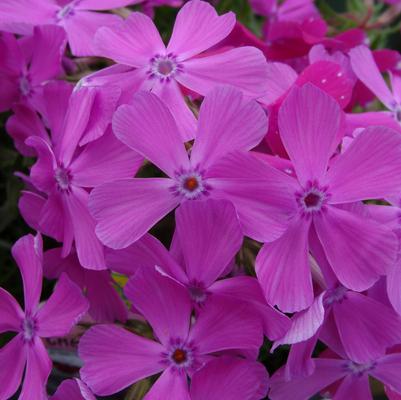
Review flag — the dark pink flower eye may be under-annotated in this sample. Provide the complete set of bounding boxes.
[183,176,199,192]
[172,348,187,364]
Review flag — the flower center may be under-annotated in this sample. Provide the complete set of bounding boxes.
[164,339,195,370]
[22,316,37,342]
[55,167,71,191]
[19,75,31,97]
[324,286,348,307]
[296,182,329,216]
[172,348,187,364]
[148,54,182,82]
[188,281,207,304]
[56,1,79,20]
[345,361,376,377]
[172,168,209,200]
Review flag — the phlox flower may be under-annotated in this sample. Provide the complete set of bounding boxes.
[20,85,142,269]
[0,0,142,56]
[255,83,401,312]
[91,0,268,140]
[89,85,295,249]
[0,234,88,399]
[79,267,263,396]
[106,198,291,340]
[269,347,401,400]
[0,25,66,112]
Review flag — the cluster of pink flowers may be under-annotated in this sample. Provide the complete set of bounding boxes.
[2,0,401,399]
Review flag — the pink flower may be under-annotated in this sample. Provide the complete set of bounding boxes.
[106,198,291,340]
[91,0,268,140]
[78,267,263,396]
[89,86,294,249]
[269,348,401,400]
[0,234,88,399]
[21,85,142,269]
[0,0,142,56]
[0,25,66,112]
[255,83,401,312]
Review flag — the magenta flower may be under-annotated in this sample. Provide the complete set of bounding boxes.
[92,0,268,140]
[0,234,88,399]
[0,0,142,56]
[79,267,263,396]
[44,247,127,323]
[0,25,66,112]
[90,85,294,249]
[106,198,291,340]
[22,86,142,269]
[269,349,401,400]
[255,83,401,312]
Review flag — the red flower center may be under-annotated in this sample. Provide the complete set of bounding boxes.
[184,177,199,192]
[303,192,321,208]
[172,348,187,364]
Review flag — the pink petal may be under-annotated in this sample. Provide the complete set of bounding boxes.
[150,79,196,142]
[274,293,325,347]
[19,337,52,400]
[56,87,96,167]
[0,0,57,35]
[314,206,398,291]
[278,83,343,185]
[94,12,165,66]
[29,25,66,85]
[371,354,401,394]
[0,287,24,333]
[51,378,96,400]
[70,127,143,188]
[144,368,190,399]
[63,187,106,270]
[113,91,189,177]
[333,291,401,364]
[167,0,235,60]
[269,359,346,400]
[189,296,263,355]
[36,273,88,337]
[210,276,291,341]
[0,76,19,112]
[62,11,122,56]
[25,136,57,193]
[190,86,267,170]
[296,60,353,109]
[18,191,46,233]
[11,234,43,313]
[349,45,395,109]
[175,199,242,287]
[41,81,73,145]
[105,233,186,282]
[206,151,298,242]
[85,270,127,323]
[79,324,164,395]
[89,178,179,249]
[328,126,401,203]
[0,334,26,399]
[259,62,297,105]
[387,264,401,316]
[285,337,318,380]
[78,85,122,146]
[177,47,268,98]
[6,104,49,157]
[334,374,372,400]
[190,357,269,400]
[38,191,66,243]
[256,217,313,313]
[124,267,191,346]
